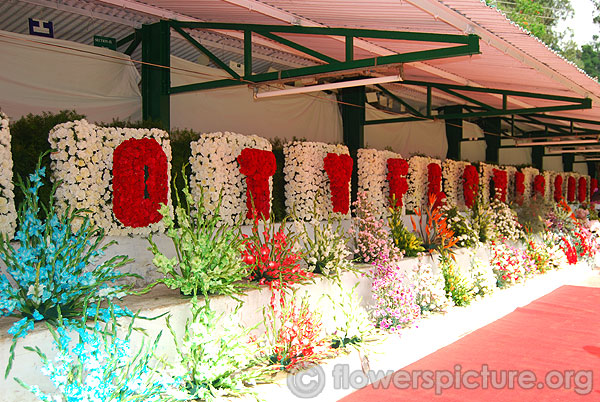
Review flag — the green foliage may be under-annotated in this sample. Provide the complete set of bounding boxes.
[11,110,85,213]
[388,206,424,257]
[516,198,552,234]
[440,257,472,307]
[148,174,249,298]
[470,197,492,243]
[325,283,377,351]
[442,205,480,248]
[166,299,272,401]
[580,38,600,79]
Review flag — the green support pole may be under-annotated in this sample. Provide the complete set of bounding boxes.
[483,117,501,164]
[528,131,545,170]
[142,21,170,130]
[563,154,574,172]
[443,105,462,160]
[587,162,597,179]
[341,85,365,205]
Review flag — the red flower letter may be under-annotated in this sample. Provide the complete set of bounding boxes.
[323,153,353,214]
[567,176,576,202]
[554,175,563,202]
[515,171,525,205]
[238,148,276,220]
[113,138,169,227]
[462,165,479,208]
[533,174,545,198]
[578,176,588,203]
[387,158,409,208]
[492,169,507,202]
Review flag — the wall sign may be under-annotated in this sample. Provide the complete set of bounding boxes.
[28,18,54,38]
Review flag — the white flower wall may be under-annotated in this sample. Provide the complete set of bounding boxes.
[406,155,441,211]
[0,112,16,238]
[49,120,172,236]
[284,141,350,220]
[189,132,271,226]
[357,148,402,219]
[442,159,470,207]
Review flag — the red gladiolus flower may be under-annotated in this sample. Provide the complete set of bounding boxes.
[238,148,277,219]
[323,153,353,214]
[387,158,409,207]
[462,165,479,208]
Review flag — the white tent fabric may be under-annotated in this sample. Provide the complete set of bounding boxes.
[364,105,447,159]
[0,30,141,122]
[170,57,343,143]
[461,121,486,162]
[543,156,563,172]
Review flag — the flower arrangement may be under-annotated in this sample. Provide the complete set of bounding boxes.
[573,225,599,263]
[325,284,377,351]
[442,159,469,207]
[440,257,472,307]
[487,200,523,241]
[294,198,353,281]
[462,164,479,209]
[264,289,331,370]
[411,193,458,254]
[323,153,353,214]
[504,166,517,204]
[284,141,350,220]
[561,236,578,264]
[388,204,423,257]
[479,163,499,203]
[241,218,311,289]
[514,171,525,205]
[468,257,496,299]
[0,111,16,237]
[237,148,277,219]
[189,132,271,226]
[17,308,187,402]
[148,175,249,297]
[591,178,598,195]
[406,155,441,211]
[370,256,421,332]
[533,174,545,198]
[543,171,554,202]
[525,238,552,273]
[567,175,576,202]
[409,258,452,314]
[427,162,444,208]
[492,168,508,203]
[490,242,535,287]
[356,149,402,218]
[1,160,134,376]
[387,157,409,209]
[166,299,272,401]
[554,175,564,202]
[578,176,588,204]
[441,205,480,248]
[49,120,172,235]
[350,191,398,263]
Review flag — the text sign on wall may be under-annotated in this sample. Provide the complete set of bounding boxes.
[93,35,117,51]
[28,18,54,38]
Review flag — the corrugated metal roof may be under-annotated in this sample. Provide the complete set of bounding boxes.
[3,0,600,132]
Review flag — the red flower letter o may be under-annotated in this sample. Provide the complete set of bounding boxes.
[113,138,168,227]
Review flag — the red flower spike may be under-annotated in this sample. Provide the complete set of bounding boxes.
[323,153,353,214]
[113,138,169,227]
[237,148,276,220]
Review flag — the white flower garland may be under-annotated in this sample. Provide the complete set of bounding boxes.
[442,159,469,207]
[189,132,271,226]
[521,167,539,203]
[504,166,517,204]
[49,120,172,236]
[357,148,402,219]
[544,171,557,203]
[284,141,350,220]
[406,155,441,211]
[0,112,16,238]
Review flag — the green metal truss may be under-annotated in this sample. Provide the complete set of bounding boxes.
[364,80,592,125]
[167,21,481,94]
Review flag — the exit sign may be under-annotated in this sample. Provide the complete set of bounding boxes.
[94,35,116,50]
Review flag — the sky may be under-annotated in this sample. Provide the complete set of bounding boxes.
[557,0,600,45]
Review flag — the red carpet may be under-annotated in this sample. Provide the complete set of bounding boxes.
[341,285,600,401]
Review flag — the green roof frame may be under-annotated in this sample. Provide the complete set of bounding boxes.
[166,21,481,94]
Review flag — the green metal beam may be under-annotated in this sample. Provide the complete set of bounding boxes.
[375,85,423,117]
[117,33,135,47]
[244,30,252,78]
[363,116,423,125]
[142,21,170,130]
[124,32,141,56]
[346,36,353,62]
[170,21,480,45]
[172,25,241,79]
[258,31,339,64]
